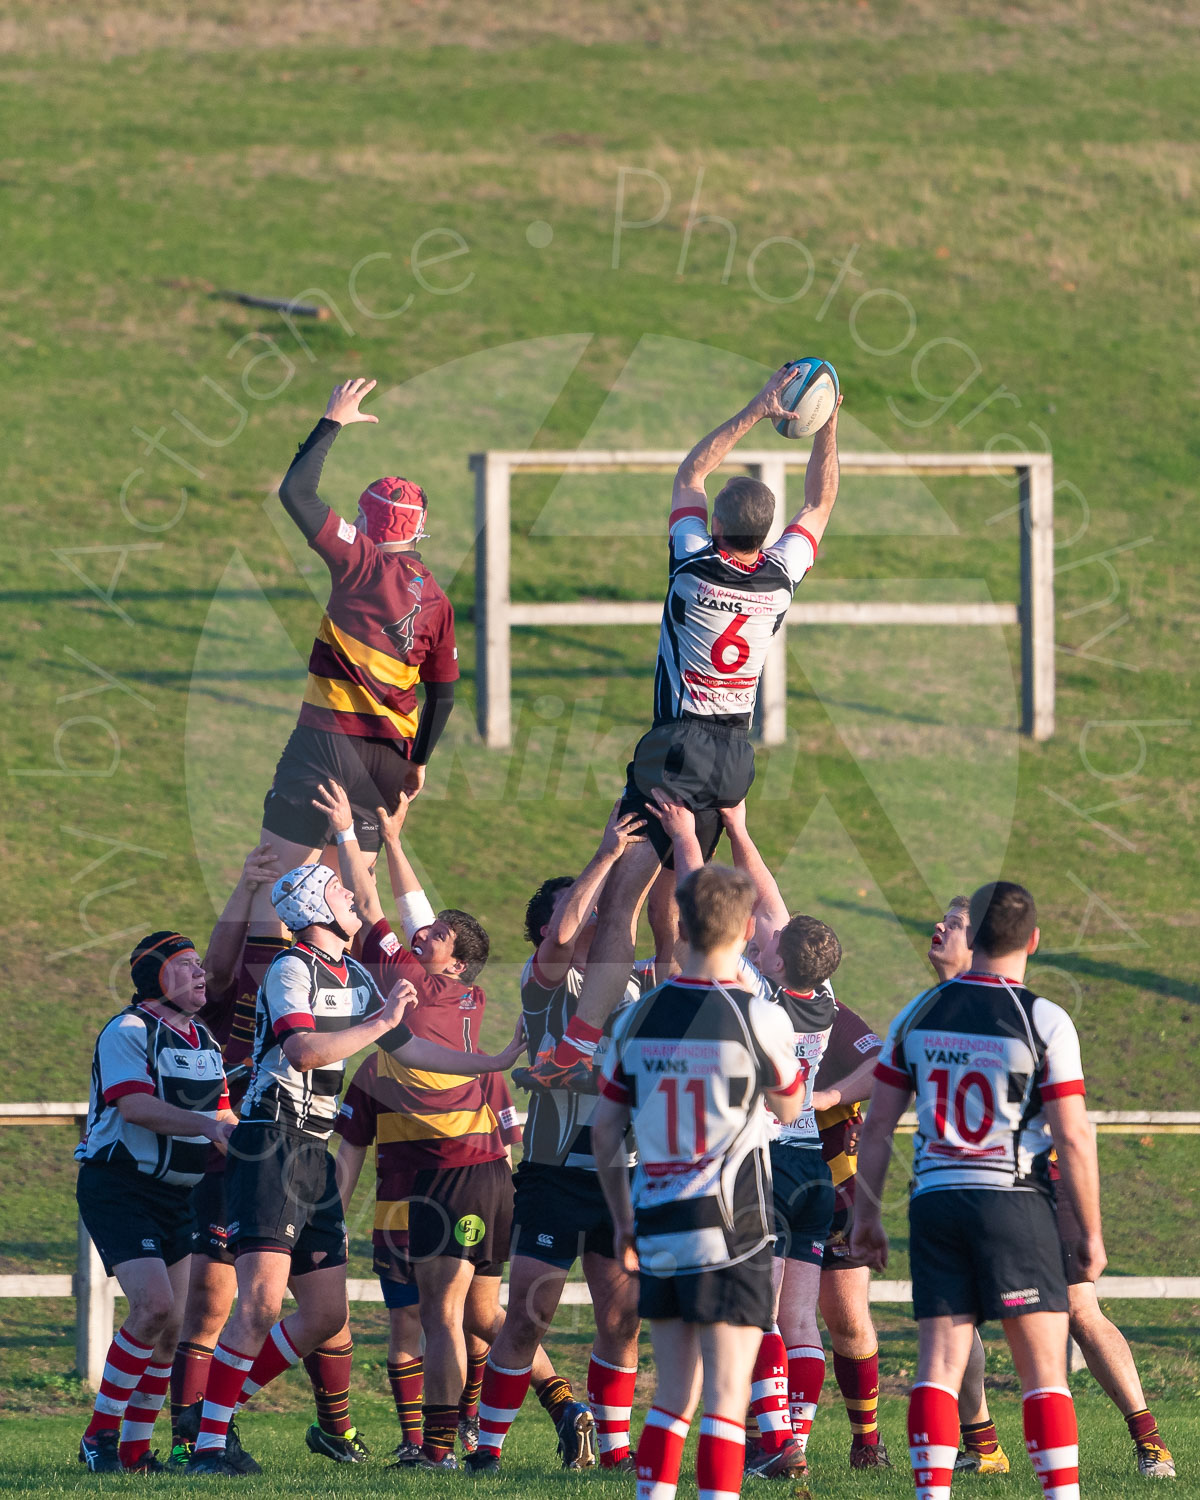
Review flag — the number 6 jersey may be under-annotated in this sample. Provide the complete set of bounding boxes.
[654,513,816,723]
[874,972,1085,1196]
[599,976,802,1274]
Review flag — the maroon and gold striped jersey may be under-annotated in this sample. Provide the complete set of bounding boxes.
[298,509,458,741]
[351,917,508,1168]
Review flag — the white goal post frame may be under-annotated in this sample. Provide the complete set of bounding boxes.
[471,450,1054,748]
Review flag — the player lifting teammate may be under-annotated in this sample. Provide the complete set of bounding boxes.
[852,881,1103,1500]
[252,377,458,937]
[515,366,842,1093]
[467,805,650,1476]
[185,862,524,1476]
[592,863,805,1500]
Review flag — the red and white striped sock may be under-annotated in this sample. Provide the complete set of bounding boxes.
[85,1325,155,1436]
[477,1359,533,1456]
[119,1361,171,1466]
[1023,1387,1080,1500]
[908,1381,959,1500]
[635,1405,690,1500]
[786,1343,826,1453]
[239,1321,301,1404]
[750,1329,792,1452]
[588,1353,638,1466]
[697,1413,746,1500]
[194,1342,255,1454]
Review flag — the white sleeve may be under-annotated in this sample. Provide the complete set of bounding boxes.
[736,956,773,1002]
[264,953,316,1034]
[763,526,817,587]
[749,994,802,1094]
[397,889,436,943]
[1032,996,1086,1099]
[669,512,712,561]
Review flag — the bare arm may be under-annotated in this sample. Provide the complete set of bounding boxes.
[334,1140,368,1212]
[647,790,705,881]
[536,804,647,985]
[117,1093,235,1148]
[591,1094,638,1273]
[720,801,788,951]
[1044,1094,1106,1281]
[202,844,281,996]
[282,980,411,1072]
[847,1076,912,1271]
[671,365,800,522]
[782,396,841,549]
[311,780,385,928]
[811,1053,880,1115]
[766,1081,806,1126]
[390,1015,528,1076]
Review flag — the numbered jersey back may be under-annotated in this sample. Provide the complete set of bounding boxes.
[875,974,1086,1196]
[600,975,800,1273]
[655,514,815,722]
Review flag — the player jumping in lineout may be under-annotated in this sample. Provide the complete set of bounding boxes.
[514,365,842,1094]
[251,378,458,938]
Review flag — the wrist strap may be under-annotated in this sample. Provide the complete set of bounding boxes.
[335,826,357,845]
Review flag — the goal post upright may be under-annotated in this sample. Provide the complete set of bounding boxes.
[470,449,1053,750]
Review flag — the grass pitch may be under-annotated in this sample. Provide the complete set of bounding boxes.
[0,0,1197,1457]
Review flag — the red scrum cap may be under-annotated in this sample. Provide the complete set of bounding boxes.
[356,476,429,545]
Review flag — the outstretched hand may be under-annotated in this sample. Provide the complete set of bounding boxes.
[750,363,802,423]
[599,800,648,859]
[377,794,411,846]
[312,779,354,836]
[240,843,282,893]
[646,787,697,840]
[497,1015,528,1070]
[324,377,379,426]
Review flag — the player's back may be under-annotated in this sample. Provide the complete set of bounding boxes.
[602,976,798,1274]
[875,973,1085,1196]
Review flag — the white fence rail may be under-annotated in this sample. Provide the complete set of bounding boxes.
[470,449,1055,747]
[4,1103,1196,1387]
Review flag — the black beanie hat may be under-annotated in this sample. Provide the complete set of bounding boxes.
[130,931,196,1003]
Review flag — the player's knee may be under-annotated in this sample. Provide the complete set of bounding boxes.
[132,1289,176,1339]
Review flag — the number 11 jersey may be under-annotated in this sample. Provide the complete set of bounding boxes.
[874,972,1085,1197]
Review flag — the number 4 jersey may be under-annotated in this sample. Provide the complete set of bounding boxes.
[874,972,1085,1196]
[655,513,816,722]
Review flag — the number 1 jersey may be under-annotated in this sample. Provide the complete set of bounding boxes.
[654,513,816,723]
[874,972,1085,1197]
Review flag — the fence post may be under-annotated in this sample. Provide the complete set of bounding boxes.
[755,457,789,746]
[1020,457,1055,740]
[473,453,513,749]
[75,1216,114,1388]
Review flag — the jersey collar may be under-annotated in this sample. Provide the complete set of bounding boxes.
[137,1002,199,1045]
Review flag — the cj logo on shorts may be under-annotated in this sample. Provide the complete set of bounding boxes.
[454,1214,486,1248]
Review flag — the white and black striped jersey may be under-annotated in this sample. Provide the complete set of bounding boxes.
[76,1005,228,1187]
[240,941,385,1139]
[654,513,816,724]
[600,976,802,1273]
[765,977,835,1150]
[519,954,640,1171]
[875,972,1086,1197]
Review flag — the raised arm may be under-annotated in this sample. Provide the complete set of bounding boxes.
[536,803,647,984]
[311,780,385,929]
[278,378,379,542]
[670,364,802,525]
[376,796,432,938]
[202,843,281,998]
[647,789,705,882]
[720,800,788,953]
[781,395,841,549]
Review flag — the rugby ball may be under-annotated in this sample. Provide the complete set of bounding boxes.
[774,358,839,439]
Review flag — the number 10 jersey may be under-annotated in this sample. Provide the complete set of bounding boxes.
[874,972,1086,1197]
